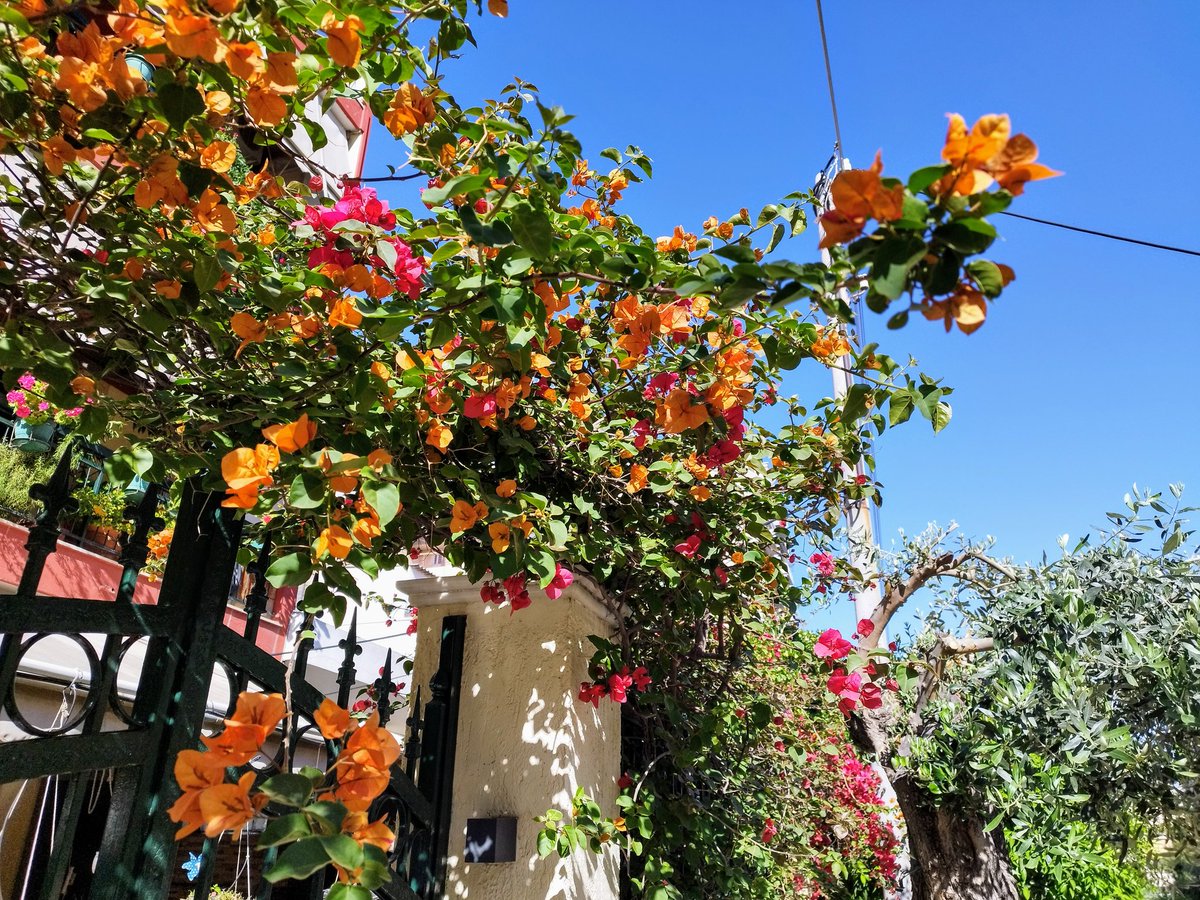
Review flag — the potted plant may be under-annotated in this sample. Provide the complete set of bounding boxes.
[5,373,83,453]
[72,485,132,551]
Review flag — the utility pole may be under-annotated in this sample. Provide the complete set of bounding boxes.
[814,156,884,632]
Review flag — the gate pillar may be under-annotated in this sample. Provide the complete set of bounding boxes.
[406,573,621,900]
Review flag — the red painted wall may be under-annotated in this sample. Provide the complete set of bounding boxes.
[0,519,287,654]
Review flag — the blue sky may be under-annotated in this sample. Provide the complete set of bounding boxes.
[365,1,1200,573]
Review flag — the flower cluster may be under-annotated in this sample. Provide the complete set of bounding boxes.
[171,692,400,889]
[578,665,652,707]
[5,373,82,426]
[813,624,898,715]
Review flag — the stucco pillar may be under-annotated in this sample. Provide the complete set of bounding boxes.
[406,572,621,900]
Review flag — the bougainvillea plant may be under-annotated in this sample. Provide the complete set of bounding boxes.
[0,0,1056,890]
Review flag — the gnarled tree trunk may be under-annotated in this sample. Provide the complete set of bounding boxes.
[889,772,1019,900]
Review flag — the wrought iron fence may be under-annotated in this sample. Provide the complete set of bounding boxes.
[0,442,463,899]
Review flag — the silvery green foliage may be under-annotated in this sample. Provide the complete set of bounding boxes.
[909,486,1200,887]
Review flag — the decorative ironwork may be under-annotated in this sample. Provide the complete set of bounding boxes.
[0,463,465,899]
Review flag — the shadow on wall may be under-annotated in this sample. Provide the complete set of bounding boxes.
[444,596,619,900]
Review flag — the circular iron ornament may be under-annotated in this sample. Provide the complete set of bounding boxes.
[108,635,150,726]
[3,633,101,737]
[211,658,242,722]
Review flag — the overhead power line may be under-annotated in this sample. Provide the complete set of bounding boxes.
[998,211,1200,258]
[814,0,844,163]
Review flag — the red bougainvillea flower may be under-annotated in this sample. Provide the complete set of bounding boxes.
[761,818,778,843]
[617,773,634,790]
[578,682,607,707]
[607,669,635,703]
[544,563,574,600]
[674,534,702,559]
[856,618,875,638]
[630,666,652,691]
[860,683,883,710]
[826,670,862,704]
[814,629,853,661]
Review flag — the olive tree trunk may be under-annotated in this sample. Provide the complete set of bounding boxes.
[889,773,1020,900]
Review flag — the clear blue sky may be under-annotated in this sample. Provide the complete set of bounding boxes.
[365,1,1200,571]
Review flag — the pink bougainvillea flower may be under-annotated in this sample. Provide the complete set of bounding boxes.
[463,391,498,420]
[631,418,654,450]
[856,618,875,638]
[814,629,853,661]
[674,534,702,559]
[809,551,836,577]
[643,372,679,398]
[544,563,574,600]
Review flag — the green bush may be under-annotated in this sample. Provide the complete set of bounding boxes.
[0,442,59,518]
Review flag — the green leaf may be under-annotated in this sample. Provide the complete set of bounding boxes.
[932,401,952,433]
[288,471,326,509]
[265,837,330,882]
[868,234,926,300]
[258,773,314,807]
[362,479,400,526]
[422,173,489,206]
[266,552,313,588]
[431,241,462,262]
[319,834,363,870]
[908,164,951,195]
[192,254,223,294]
[935,217,997,254]
[258,813,311,848]
[459,205,513,247]
[158,82,206,132]
[888,390,914,426]
[326,886,373,900]
[765,223,785,254]
[510,202,554,258]
[966,260,1005,297]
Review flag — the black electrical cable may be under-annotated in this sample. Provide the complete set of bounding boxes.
[999,211,1200,258]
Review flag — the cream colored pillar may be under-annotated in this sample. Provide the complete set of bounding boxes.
[406,572,622,900]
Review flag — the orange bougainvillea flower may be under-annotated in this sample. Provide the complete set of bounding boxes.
[207,0,239,13]
[230,312,267,357]
[921,284,988,334]
[344,811,395,852]
[329,713,402,811]
[328,297,362,329]
[262,413,317,453]
[426,421,452,451]
[488,522,511,553]
[496,479,517,498]
[351,512,382,547]
[261,52,298,93]
[223,40,264,79]
[315,525,353,560]
[42,136,76,176]
[155,279,182,299]
[198,771,265,839]
[383,83,437,137]
[70,375,96,396]
[246,86,287,127]
[656,388,709,434]
[315,697,352,740]
[199,140,237,173]
[164,5,222,60]
[367,448,393,470]
[938,114,1060,197]
[193,188,236,234]
[818,151,905,249]
[168,749,226,838]
[487,0,508,16]
[449,499,488,534]
[322,12,363,68]
[229,691,287,741]
[627,463,648,494]
[655,225,697,253]
[220,443,279,508]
